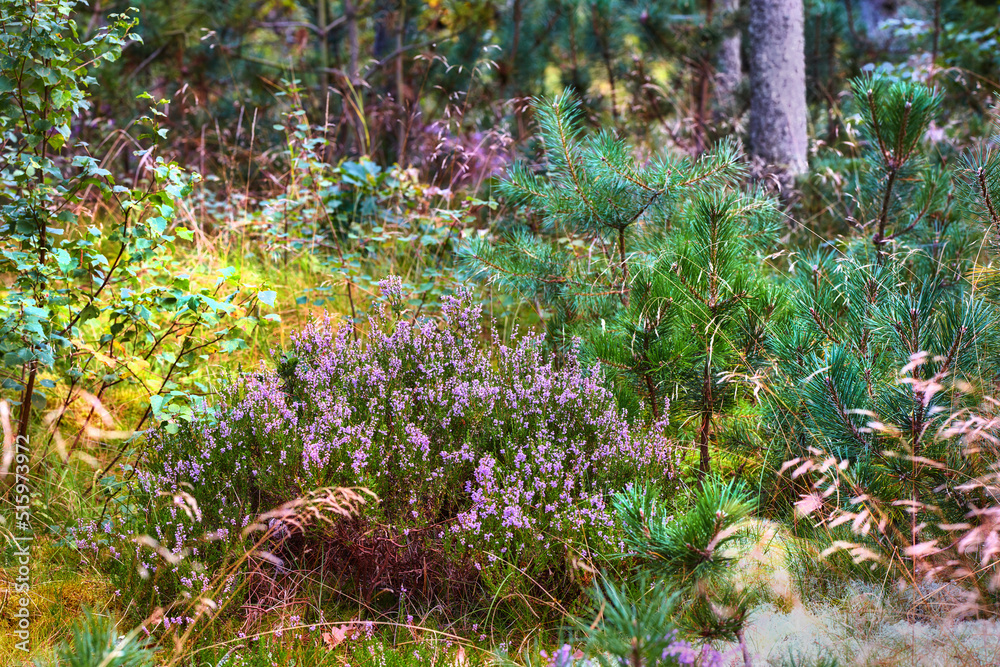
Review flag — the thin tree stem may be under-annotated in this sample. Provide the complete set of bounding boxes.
[699,359,713,482]
[737,627,753,667]
[618,227,630,307]
[16,362,37,445]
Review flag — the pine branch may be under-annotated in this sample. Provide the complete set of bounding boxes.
[546,95,601,221]
[886,173,939,241]
[822,375,869,450]
[978,167,1000,230]
[864,84,891,164]
[809,307,841,344]
[467,251,568,284]
[936,325,966,378]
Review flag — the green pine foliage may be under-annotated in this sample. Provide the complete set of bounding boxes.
[849,75,948,259]
[466,91,742,335]
[613,479,759,649]
[465,91,782,477]
[40,608,155,667]
[574,575,682,667]
[657,191,782,476]
[961,130,1000,275]
[614,479,754,586]
[760,76,1000,539]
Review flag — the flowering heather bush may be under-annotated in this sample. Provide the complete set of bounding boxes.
[78,278,676,612]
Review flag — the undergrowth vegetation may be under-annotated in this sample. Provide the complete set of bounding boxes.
[4,1,1000,667]
[76,281,676,628]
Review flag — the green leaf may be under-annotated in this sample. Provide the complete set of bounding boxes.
[54,247,74,271]
[147,217,167,235]
[149,394,166,416]
[78,304,100,325]
[258,291,277,307]
[30,391,47,410]
[23,305,49,319]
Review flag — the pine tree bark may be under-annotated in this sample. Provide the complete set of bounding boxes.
[748,0,807,177]
[715,0,742,110]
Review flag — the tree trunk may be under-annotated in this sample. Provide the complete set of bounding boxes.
[737,627,753,667]
[856,0,898,48]
[396,0,408,162]
[16,363,37,447]
[318,0,329,94]
[692,0,715,154]
[715,0,742,110]
[507,0,522,91]
[748,0,808,178]
[345,0,359,82]
[931,0,941,68]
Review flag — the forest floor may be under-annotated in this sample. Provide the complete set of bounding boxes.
[734,600,1000,666]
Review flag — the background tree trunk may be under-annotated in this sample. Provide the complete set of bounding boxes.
[748,0,808,178]
[715,0,742,110]
[857,0,898,47]
[318,0,329,94]
[345,0,359,82]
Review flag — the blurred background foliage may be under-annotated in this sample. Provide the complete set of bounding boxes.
[74,0,998,187]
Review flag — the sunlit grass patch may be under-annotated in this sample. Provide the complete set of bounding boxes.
[0,548,116,662]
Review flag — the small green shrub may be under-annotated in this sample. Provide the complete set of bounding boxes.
[39,607,155,667]
[0,0,272,450]
[614,478,760,665]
